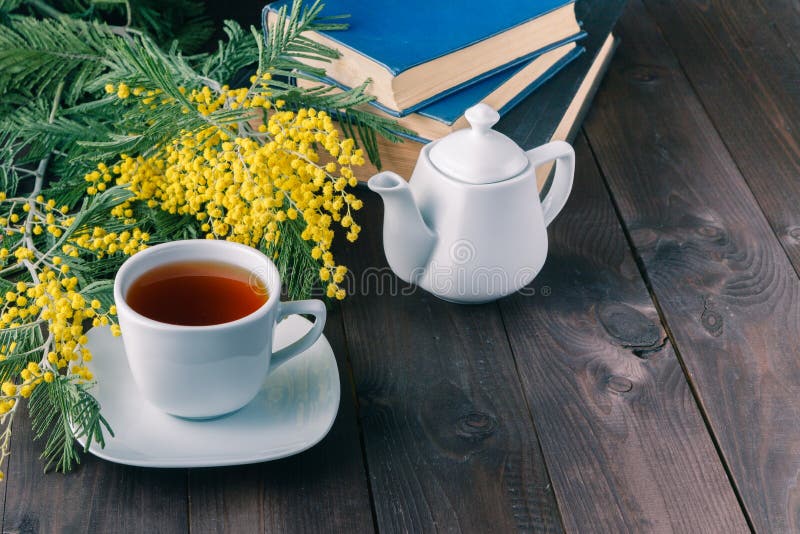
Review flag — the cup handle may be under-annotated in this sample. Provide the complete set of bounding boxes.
[269,299,327,372]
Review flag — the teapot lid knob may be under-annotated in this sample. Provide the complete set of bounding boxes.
[464,103,500,136]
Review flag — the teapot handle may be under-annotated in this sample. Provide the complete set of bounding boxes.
[527,141,575,227]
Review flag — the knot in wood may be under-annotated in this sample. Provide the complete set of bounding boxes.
[701,298,723,337]
[456,411,498,442]
[607,375,633,393]
[598,302,661,348]
[627,64,663,85]
[630,227,659,248]
[697,224,724,240]
[701,308,723,336]
[787,226,800,241]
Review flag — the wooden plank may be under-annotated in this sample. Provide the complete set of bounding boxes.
[640,0,800,269]
[498,134,749,533]
[583,2,800,531]
[3,406,188,533]
[338,196,563,533]
[188,308,375,534]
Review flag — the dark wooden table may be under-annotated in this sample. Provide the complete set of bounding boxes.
[5,1,800,532]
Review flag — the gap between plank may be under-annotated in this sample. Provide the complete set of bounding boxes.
[335,305,381,534]
[493,300,570,534]
[186,469,192,533]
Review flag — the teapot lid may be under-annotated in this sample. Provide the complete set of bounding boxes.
[428,104,529,184]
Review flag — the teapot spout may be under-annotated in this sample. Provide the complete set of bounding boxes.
[368,171,436,283]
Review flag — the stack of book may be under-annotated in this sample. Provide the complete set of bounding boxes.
[265,0,627,187]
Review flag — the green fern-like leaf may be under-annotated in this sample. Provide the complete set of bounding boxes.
[29,374,112,473]
[0,0,22,15]
[267,214,321,302]
[0,322,45,383]
[0,15,118,103]
[194,20,260,83]
[260,0,348,80]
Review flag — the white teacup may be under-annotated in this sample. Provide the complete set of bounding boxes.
[113,239,327,419]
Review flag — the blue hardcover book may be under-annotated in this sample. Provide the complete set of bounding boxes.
[264,0,583,115]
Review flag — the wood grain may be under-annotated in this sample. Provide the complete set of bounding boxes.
[641,0,800,273]
[3,406,188,533]
[188,309,375,534]
[338,196,563,533]
[498,134,749,533]
[584,2,800,531]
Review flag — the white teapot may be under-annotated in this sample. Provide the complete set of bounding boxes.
[368,103,574,304]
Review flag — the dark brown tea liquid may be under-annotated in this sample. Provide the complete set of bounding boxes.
[125,261,268,326]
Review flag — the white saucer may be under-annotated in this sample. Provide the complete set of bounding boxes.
[76,315,340,468]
